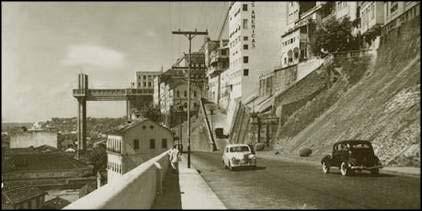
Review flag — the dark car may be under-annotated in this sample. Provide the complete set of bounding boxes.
[321,140,383,176]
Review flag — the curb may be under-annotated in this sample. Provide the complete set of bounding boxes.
[178,156,227,209]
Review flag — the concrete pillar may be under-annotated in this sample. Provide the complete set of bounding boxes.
[77,98,87,157]
[126,98,132,121]
[76,73,88,160]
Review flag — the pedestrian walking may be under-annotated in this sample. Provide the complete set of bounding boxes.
[168,145,181,171]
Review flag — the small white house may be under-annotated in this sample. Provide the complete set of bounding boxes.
[106,118,173,184]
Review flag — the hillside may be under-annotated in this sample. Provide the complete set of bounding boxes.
[274,18,420,167]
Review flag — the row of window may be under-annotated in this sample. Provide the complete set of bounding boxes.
[138,81,152,87]
[282,37,296,47]
[137,75,157,80]
[133,138,167,150]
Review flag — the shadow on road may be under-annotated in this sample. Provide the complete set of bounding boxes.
[151,165,182,209]
[231,166,267,171]
[327,171,396,178]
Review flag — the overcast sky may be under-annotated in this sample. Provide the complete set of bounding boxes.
[2,2,232,122]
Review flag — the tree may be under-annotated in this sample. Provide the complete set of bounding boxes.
[140,106,162,123]
[310,17,361,56]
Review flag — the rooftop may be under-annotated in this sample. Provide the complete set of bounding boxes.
[42,196,71,209]
[4,151,90,172]
[2,185,46,205]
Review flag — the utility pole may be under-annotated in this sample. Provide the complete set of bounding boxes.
[172,29,208,168]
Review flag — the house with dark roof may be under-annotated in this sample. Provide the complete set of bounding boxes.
[2,185,46,209]
[2,146,97,204]
[106,118,173,183]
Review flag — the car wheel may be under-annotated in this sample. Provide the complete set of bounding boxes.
[322,161,330,174]
[371,168,379,175]
[340,162,350,176]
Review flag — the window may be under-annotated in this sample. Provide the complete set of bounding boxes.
[149,139,156,149]
[243,19,248,29]
[150,125,154,129]
[242,4,248,11]
[177,90,180,97]
[243,36,248,41]
[193,91,197,97]
[143,76,147,80]
[133,139,139,150]
[142,125,146,129]
[162,139,168,148]
[184,91,187,97]
[143,82,147,87]
[243,44,248,50]
[138,83,140,87]
[243,56,249,63]
[243,69,249,76]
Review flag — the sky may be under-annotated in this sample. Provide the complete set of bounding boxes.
[2,2,230,122]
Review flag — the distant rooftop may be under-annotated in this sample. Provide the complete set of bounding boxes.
[2,185,46,205]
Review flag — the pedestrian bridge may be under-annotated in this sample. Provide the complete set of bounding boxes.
[63,150,170,209]
[73,88,153,101]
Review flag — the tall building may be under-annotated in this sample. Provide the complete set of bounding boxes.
[106,119,173,183]
[225,2,287,130]
[204,38,230,106]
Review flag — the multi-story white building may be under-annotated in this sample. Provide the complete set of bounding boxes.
[135,71,161,90]
[335,1,358,21]
[225,1,287,130]
[360,1,385,35]
[106,118,173,184]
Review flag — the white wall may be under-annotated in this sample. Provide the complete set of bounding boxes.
[10,131,57,148]
[64,150,170,209]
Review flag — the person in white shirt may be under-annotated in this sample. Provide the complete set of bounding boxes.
[168,145,181,170]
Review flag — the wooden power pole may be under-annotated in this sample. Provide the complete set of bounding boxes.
[172,29,208,168]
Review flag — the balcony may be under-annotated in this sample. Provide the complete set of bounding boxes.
[72,88,154,101]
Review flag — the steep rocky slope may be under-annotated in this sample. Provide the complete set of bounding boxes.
[275,18,420,167]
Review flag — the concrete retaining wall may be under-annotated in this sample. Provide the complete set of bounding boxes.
[63,150,170,209]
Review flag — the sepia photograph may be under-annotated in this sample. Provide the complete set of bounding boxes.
[1,1,420,209]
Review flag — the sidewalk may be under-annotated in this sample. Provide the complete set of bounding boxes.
[178,156,226,209]
[256,151,420,177]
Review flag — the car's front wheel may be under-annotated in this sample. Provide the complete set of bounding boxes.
[322,161,330,174]
[340,162,351,176]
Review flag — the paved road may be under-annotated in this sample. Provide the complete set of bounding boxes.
[191,151,420,209]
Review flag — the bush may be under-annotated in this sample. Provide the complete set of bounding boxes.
[299,148,312,157]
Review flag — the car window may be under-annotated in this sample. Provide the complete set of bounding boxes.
[229,146,250,152]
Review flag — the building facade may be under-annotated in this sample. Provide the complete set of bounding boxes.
[10,131,58,149]
[135,71,161,90]
[384,2,420,32]
[106,119,173,183]
[360,1,385,35]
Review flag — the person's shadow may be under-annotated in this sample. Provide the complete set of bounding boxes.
[151,163,182,209]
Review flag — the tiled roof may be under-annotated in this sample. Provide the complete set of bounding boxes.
[107,118,174,136]
[4,151,90,172]
[2,185,45,204]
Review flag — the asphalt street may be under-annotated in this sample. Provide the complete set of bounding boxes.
[190,151,420,209]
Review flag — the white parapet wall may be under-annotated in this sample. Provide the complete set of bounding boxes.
[63,150,170,209]
[297,58,324,82]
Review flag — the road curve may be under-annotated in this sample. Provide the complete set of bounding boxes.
[190,151,420,209]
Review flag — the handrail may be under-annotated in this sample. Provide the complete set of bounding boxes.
[200,98,217,151]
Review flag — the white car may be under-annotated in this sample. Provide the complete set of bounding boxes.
[222,144,256,170]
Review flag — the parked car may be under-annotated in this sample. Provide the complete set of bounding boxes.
[321,140,383,176]
[222,144,256,170]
